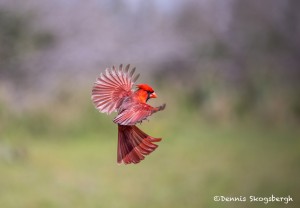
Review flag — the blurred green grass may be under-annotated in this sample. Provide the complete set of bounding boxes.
[0,94,299,208]
[0,88,300,208]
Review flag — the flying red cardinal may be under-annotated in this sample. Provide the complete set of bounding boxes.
[91,64,166,164]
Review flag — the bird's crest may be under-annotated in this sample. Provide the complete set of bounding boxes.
[136,84,154,92]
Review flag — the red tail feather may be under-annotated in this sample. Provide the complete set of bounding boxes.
[117,125,161,164]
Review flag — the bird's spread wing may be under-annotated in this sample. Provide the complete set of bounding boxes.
[113,103,166,125]
[92,64,140,114]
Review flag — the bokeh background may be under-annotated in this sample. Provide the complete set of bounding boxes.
[0,0,299,207]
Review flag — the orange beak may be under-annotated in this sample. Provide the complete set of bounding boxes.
[150,92,157,98]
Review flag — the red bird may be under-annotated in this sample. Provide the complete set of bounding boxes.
[91,64,166,164]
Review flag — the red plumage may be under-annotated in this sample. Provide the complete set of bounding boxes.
[91,64,166,164]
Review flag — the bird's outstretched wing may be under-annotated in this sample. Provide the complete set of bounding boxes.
[114,103,166,125]
[92,64,140,114]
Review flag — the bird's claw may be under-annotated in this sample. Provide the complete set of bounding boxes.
[158,103,166,111]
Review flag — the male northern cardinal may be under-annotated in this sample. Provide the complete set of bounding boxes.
[91,64,166,164]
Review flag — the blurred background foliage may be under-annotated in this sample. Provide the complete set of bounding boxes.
[0,0,299,207]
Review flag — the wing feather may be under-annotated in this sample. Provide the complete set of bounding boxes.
[92,64,138,114]
[113,103,158,125]
[133,73,140,82]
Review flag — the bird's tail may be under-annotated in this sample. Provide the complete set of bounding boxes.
[117,125,162,164]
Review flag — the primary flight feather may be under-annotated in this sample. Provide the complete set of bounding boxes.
[91,64,166,164]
